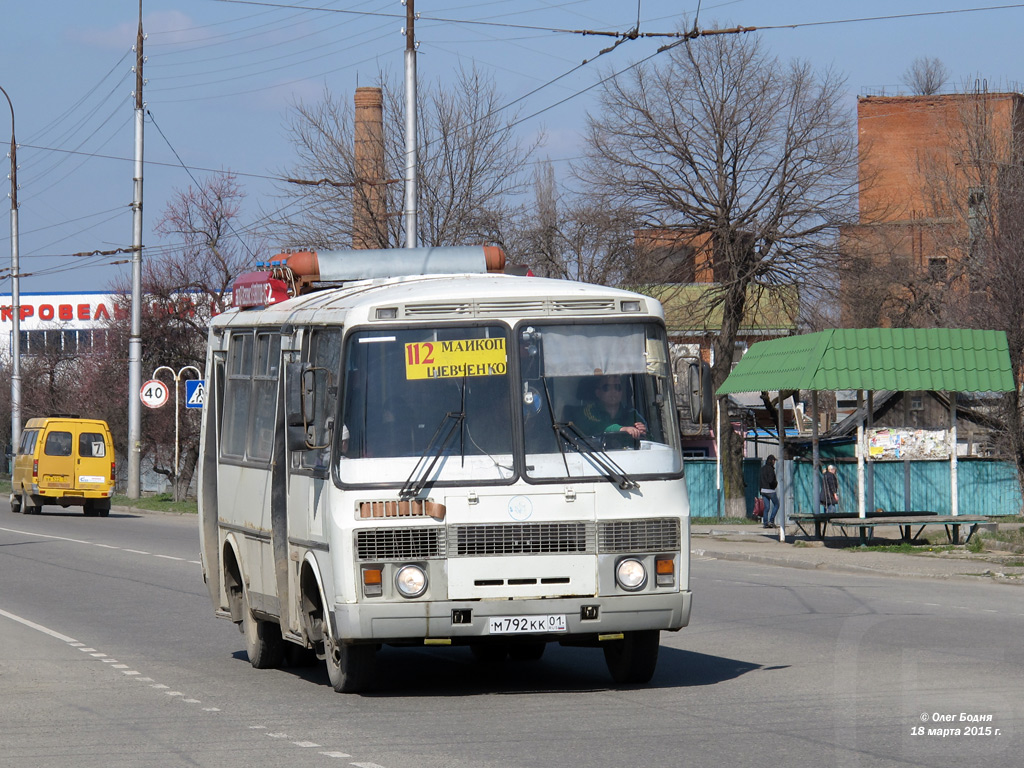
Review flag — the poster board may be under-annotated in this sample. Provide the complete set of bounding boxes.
[867,428,950,460]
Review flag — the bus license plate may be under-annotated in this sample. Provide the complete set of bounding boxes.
[488,615,567,634]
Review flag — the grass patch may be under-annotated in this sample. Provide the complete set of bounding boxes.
[110,493,197,515]
[843,541,956,554]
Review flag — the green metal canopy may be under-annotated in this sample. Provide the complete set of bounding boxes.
[717,328,1015,395]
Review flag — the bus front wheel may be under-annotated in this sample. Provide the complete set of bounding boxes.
[603,630,660,685]
[324,632,376,693]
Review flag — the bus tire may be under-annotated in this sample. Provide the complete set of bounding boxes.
[603,629,660,685]
[509,641,546,661]
[10,493,21,513]
[83,502,98,517]
[242,586,284,669]
[325,632,375,693]
[470,642,509,664]
[23,494,41,515]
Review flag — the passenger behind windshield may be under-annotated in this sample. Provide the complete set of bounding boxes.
[566,375,646,441]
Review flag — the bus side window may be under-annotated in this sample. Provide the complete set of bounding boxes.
[301,328,342,469]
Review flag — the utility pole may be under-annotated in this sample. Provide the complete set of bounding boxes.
[127,0,145,498]
[403,0,418,248]
[1,85,21,462]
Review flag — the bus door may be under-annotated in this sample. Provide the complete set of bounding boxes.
[286,328,342,624]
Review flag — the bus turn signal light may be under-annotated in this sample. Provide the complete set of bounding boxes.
[362,568,383,597]
[655,557,675,587]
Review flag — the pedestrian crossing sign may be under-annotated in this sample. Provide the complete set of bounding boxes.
[185,379,206,408]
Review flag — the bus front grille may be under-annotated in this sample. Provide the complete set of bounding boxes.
[597,518,681,553]
[355,527,445,560]
[450,522,595,556]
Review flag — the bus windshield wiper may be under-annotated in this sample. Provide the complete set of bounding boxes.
[553,421,639,491]
[399,410,465,500]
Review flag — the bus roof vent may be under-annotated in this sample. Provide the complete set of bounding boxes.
[551,298,618,313]
[475,299,547,315]
[403,301,475,318]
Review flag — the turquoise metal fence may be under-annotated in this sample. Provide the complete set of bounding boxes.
[683,458,1022,518]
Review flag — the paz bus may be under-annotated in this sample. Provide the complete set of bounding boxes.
[197,245,708,692]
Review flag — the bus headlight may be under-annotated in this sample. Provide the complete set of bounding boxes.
[395,565,428,598]
[615,558,647,591]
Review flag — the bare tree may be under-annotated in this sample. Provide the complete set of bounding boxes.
[902,57,950,95]
[84,173,258,497]
[520,161,638,285]
[913,91,1024,483]
[578,32,859,514]
[269,66,539,251]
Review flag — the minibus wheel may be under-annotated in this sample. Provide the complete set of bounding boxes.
[602,629,660,685]
[324,632,375,693]
[10,493,21,514]
[242,585,284,669]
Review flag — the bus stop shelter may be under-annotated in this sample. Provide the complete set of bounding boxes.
[715,328,1015,538]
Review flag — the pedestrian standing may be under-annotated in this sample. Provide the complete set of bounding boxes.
[820,464,839,514]
[759,455,780,528]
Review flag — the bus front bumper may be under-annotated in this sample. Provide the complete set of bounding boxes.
[332,591,691,643]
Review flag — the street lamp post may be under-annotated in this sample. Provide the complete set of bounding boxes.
[1,84,21,466]
[153,364,201,501]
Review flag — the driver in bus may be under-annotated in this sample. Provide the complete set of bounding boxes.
[572,374,647,440]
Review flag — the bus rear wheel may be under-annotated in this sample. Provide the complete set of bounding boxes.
[324,631,375,693]
[603,630,660,685]
[242,586,284,669]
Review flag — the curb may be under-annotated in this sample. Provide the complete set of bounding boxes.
[691,546,1024,586]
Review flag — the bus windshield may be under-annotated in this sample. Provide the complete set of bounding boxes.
[519,321,682,481]
[338,325,514,485]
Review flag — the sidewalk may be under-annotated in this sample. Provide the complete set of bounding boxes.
[691,522,1024,585]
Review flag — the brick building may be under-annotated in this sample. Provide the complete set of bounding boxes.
[839,91,1024,326]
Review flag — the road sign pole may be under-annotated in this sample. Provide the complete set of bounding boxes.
[153,365,202,501]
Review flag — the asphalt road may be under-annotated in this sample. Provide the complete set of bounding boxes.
[1,506,1021,768]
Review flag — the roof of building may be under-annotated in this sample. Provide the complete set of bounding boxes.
[645,283,799,336]
[717,328,1015,395]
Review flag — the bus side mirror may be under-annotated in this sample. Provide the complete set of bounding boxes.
[286,362,316,451]
[687,361,714,425]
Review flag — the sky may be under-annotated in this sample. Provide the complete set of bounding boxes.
[3,0,1024,295]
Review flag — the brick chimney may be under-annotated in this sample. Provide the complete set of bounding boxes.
[353,87,386,249]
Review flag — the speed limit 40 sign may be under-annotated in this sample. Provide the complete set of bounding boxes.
[140,379,169,409]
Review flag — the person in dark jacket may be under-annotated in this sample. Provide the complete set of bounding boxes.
[820,464,839,514]
[759,454,780,528]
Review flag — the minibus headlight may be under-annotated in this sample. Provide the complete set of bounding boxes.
[395,565,427,598]
[616,558,647,591]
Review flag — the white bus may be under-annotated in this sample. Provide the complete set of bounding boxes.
[198,246,706,692]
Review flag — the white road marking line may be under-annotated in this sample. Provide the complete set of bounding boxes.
[0,607,77,643]
[0,527,189,563]
[0,607,379,765]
